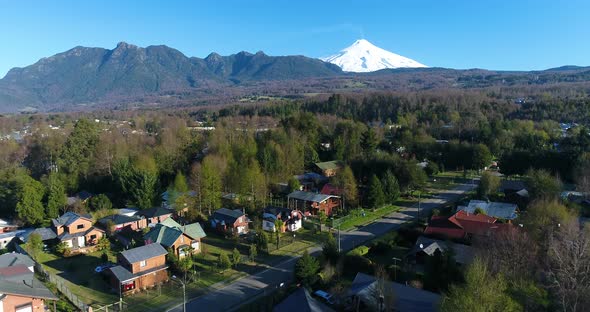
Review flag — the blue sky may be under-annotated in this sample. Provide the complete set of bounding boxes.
[0,0,588,77]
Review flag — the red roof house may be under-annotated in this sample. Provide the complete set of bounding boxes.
[424,210,508,240]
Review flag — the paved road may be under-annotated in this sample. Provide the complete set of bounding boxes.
[169,183,476,312]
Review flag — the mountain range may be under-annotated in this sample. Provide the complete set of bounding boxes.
[0,41,589,113]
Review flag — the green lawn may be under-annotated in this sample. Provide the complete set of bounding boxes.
[336,205,400,231]
[36,250,118,306]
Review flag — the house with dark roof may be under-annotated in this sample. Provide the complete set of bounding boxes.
[0,253,35,272]
[262,206,303,232]
[0,253,57,311]
[108,243,168,294]
[143,218,206,258]
[17,228,57,245]
[314,161,343,177]
[210,208,249,235]
[98,214,147,232]
[66,190,94,206]
[52,212,105,251]
[348,272,440,312]
[409,236,474,266]
[424,210,511,240]
[273,287,334,312]
[287,191,340,216]
[136,207,173,227]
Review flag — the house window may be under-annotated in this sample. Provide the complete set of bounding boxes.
[77,224,84,229]
[140,260,146,267]
[90,235,97,240]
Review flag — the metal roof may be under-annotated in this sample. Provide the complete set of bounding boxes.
[459,200,518,220]
[136,207,173,218]
[348,272,440,312]
[0,253,35,269]
[52,212,93,227]
[0,263,57,300]
[120,243,167,264]
[212,208,244,224]
[288,191,338,203]
[98,214,142,226]
[143,224,182,248]
[412,236,474,265]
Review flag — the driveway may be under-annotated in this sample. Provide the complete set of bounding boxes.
[168,183,476,312]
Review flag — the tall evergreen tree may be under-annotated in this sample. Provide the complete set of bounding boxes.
[381,170,400,203]
[367,174,386,209]
[44,172,66,218]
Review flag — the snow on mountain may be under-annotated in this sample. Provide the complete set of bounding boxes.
[321,39,427,72]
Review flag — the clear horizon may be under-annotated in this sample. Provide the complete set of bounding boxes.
[0,0,589,77]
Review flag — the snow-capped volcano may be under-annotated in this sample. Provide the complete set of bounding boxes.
[322,39,427,72]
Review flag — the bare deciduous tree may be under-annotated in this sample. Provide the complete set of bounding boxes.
[548,222,590,312]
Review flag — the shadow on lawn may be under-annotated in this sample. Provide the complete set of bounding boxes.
[43,253,117,304]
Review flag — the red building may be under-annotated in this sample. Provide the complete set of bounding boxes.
[424,210,511,240]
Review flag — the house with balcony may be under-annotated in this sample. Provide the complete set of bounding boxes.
[52,212,105,252]
[108,243,169,294]
[287,191,340,216]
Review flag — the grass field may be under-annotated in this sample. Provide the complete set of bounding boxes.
[336,205,400,231]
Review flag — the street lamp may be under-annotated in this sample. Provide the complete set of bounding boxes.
[172,275,186,312]
[292,233,296,244]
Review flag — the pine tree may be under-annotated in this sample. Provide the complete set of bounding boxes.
[381,170,400,203]
[367,174,385,209]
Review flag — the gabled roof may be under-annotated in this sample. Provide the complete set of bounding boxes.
[18,227,57,242]
[183,222,206,240]
[314,160,343,171]
[0,264,57,300]
[425,210,503,239]
[348,272,440,312]
[0,253,35,269]
[411,236,474,265]
[120,243,167,264]
[143,224,182,248]
[459,200,518,220]
[160,218,206,240]
[424,216,465,239]
[288,191,338,203]
[52,212,93,227]
[273,287,334,312]
[212,208,245,224]
[136,207,173,219]
[58,226,104,241]
[144,220,206,247]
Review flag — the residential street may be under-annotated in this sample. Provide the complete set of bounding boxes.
[168,183,476,312]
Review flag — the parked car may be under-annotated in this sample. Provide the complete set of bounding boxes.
[313,290,335,304]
